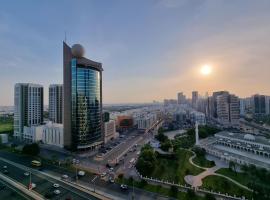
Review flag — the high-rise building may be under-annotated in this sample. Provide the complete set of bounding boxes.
[192,91,198,108]
[177,92,186,104]
[49,84,63,124]
[217,93,240,126]
[212,91,229,118]
[63,42,103,150]
[251,94,268,116]
[14,83,43,139]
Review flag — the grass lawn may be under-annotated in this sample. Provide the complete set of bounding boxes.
[118,178,204,200]
[149,149,204,184]
[202,175,252,199]
[0,123,13,133]
[216,168,250,186]
[192,154,215,168]
[0,116,13,134]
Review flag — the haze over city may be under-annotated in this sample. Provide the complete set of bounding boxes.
[0,0,270,106]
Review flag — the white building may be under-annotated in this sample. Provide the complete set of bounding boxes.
[22,122,64,148]
[190,111,206,125]
[0,134,8,144]
[42,122,63,148]
[136,113,157,131]
[49,84,63,124]
[200,131,270,169]
[217,93,240,127]
[104,120,119,144]
[14,83,43,139]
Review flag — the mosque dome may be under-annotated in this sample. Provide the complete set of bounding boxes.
[244,134,255,141]
[71,44,85,58]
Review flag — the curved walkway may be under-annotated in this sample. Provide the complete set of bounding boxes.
[184,149,252,192]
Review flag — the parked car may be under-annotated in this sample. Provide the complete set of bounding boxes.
[78,171,85,176]
[120,184,128,190]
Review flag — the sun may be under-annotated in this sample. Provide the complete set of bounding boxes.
[200,64,212,76]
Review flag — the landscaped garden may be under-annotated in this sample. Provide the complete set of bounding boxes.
[117,176,206,200]
[136,144,204,184]
[201,175,252,199]
[216,165,270,200]
[192,147,215,168]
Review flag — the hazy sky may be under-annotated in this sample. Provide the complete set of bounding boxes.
[0,0,270,105]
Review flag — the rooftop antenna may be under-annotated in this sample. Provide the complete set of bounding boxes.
[64,31,67,43]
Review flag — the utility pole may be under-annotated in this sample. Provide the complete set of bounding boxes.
[29,172,32,190]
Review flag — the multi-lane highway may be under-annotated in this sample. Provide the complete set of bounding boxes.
[0,152,103,200]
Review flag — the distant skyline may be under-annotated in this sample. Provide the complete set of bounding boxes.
[0,0,270,106]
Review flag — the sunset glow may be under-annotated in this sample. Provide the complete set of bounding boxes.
[200,65,212,76]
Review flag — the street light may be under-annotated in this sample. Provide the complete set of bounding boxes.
[73,158,79,182]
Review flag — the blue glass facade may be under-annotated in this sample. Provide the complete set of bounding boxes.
[71,58,102,149]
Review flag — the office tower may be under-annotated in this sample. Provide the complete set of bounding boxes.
[14,83,43,139]
[103,112,110,123]
[177,92,186,104]
[251,94,268,116]
[192,91,198,108]
[239,98,246,116]
[212,91,229,118]
[63,42,103,150]
[217,93,240,126]
[49,84,63,124]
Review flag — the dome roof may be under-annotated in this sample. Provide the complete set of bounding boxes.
[244,134,255,141]
[71,44,85,58]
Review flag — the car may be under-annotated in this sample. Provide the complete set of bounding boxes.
[120,184,128,190]
[109,178,114,183]
[109,167,114,171]
[100,172,107,177]
[78,171,85,176]
[62,174,68,179]
[54,189,61,195]
[24,172,30,176]
[53,183,60,188]
[2,166,7,169]
[3,170,8,174]
[31,183,36,189]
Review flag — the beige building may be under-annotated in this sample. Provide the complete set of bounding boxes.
[104,120,119,144]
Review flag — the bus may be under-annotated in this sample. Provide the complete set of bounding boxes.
[31,160,41,167]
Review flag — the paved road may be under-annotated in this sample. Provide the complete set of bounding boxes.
[0,150,169,200]
[0,152,99,200]
[0,177,33,200]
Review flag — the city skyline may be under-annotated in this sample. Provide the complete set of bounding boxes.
[1,0,270,106]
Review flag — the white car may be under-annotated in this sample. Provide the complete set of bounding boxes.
[109,167,114,171]
[54,189,61,195]
[120,184,128,190]
[24,172,30,176]
[62,174,68,179]
[78,170,85,176]
[100,172,107,177]
[53,183,60,188]
[31,183,36,189]
[2,166,7,169]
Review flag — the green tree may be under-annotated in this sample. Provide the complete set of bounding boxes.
[160,139,172,151]
[22,143,40,156]
[204,193,216,200]
[170,185,178,198]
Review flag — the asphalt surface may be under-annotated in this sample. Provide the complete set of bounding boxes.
[0,145,169,200]
[0,178,32,200]
[0,151,98,200]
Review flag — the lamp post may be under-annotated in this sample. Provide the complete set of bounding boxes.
[73,158,79,182]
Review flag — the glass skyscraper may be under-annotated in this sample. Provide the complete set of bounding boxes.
[63,42,103,150]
